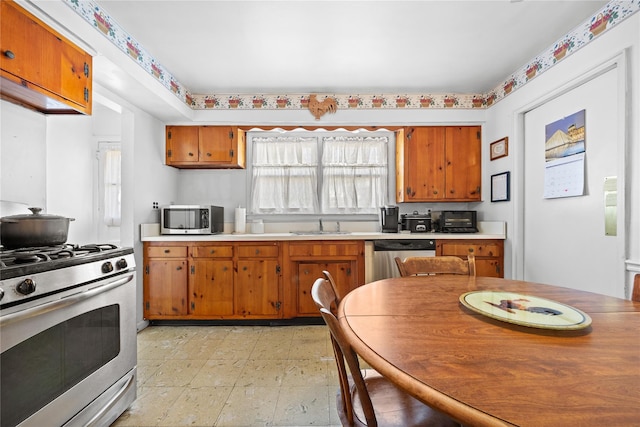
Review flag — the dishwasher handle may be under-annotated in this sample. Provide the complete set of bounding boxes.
[373,239,436,251]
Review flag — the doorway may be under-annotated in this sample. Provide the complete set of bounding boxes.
[521,64,626,298]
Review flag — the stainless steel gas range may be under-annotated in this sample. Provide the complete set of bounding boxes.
[0,244,137,427]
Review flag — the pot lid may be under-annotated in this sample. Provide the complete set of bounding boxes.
[1,207,74,221]
[402,211,430,219]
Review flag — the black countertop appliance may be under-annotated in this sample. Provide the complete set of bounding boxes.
[380,205,400,233]
[401,211,432,233]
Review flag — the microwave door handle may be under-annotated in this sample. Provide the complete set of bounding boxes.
[0,273,134,327]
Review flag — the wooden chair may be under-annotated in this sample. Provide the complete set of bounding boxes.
[322,269,341,306]
[632,274,640,302]
[395,254,476,277]
[311,277,459,427]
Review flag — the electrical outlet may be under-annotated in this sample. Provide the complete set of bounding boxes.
[152,202,159,209]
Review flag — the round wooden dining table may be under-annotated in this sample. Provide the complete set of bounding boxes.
[338,276,640,427]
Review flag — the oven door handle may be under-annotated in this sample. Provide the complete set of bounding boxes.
[85,369,136,427]
[0,273,134,327]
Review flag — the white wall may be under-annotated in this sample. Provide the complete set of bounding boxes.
[46,114,95,244]
[484,14,639,297]
[0,101,47,210]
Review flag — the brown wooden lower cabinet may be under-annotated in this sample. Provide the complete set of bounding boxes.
[143,240,364,320]
[436,239,504,278]
[284,240,365,318]
[235,244,281,318]
[144,242,283,320]
[144,245,188,318]
[143,239,501,320]
[189,245,234,317]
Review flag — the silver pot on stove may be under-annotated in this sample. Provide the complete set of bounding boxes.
[0,207,75,249]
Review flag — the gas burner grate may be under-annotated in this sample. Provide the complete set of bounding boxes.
[0,243,120,268]
[77,244,118,253]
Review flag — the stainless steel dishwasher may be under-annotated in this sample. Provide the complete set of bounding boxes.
[372,239,436,281]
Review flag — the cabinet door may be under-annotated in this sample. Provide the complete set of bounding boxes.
[445,126,482,201]
[475,259,503,278]
[145,259,188,317]
[0,1,61,92]
[189,259,234,316]
[199,126,236,164]
[296,261,355,315]
[166,126,199,164]
[403,126,446,201]
[235,259,280,317]
[1,1,91,114]
[436,240,504,278]
[59,42,91,109]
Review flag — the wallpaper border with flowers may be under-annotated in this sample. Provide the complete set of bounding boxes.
[65,0,639,110]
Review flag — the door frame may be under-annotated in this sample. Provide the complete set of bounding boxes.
[511,50,629,295]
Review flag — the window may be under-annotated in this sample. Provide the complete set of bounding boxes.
[250,130,390,215]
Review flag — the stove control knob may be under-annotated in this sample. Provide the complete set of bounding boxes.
[116,259,128,270]
[17,279,36,295]
[102,262,114,274]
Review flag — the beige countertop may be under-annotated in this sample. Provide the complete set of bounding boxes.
[140,221,506,242]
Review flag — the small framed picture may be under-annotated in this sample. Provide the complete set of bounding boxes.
[491,171,510,202]
[490,137,509,161]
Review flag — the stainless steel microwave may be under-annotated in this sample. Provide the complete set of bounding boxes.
[160,205,224,234]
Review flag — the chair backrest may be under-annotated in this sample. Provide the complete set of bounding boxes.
[322,270,341,305]
[632,274,640,302]
[395,254,476,277]
[311,277,378,426]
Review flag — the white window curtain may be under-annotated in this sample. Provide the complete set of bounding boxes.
[103,149,121,226]
[251,136,319,214]
[321,136,388,214]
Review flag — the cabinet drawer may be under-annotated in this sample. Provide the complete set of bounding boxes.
[192,246,233,258]
[289,242,361,257]
[439,242,502,257]
[237,245,279,258]
[146,246,188,258]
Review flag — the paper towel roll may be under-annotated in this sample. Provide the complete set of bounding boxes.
[234,207,246,233]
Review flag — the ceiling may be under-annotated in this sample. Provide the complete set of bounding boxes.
[93,0,608,96]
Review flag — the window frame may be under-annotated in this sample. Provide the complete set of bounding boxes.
[246,128,397,220]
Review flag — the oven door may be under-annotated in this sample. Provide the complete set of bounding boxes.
[0,272,137,427]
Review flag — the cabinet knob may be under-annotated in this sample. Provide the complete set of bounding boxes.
[206,152,212,157]
[188,152,194,157]
[164,249,170,253]
[4,50,15,59]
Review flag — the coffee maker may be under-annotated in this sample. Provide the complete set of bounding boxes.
[380,205,399,233]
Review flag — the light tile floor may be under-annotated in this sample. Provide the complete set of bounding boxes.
[111,325,342,427]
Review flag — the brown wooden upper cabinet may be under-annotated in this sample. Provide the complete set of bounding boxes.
[0,0,92,114]
[396,126,481,202]
[165,125,246,169]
